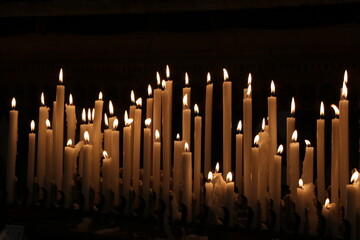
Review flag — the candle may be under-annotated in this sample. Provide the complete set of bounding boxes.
[103,113,112,158]
[235,121,243,194]
[6,97,18,203]
[204,73,213,175]
[152,129,161,200]
[173,133,184,203]
[225,172,234,226]
[296,179,306,233]
[274,145,283,230]
[133,98,142,199]
[143,118,152,216]
[331,105,340,204]
[317,101,325,203]
[258,119,269,223]
[222,69,232,175]
[123,112,133,213]
[86,108,94,143]
[182,142,192,223]
[54,69,65,189]
[63,139,76,208]
[302,140,314,184]
[289,130,299,199]
[82,131,93,210]
[346,170,359,240]
[268,80,277,199]
[129,90,136,119]
[102,151,112,212]
[108,100,116,130]
[45,120,53,206]
[251,135,259,228]
[27,120,36,205]
[182,94,191,149]
[111,118,120,206]
[183,72,191,110]
[153,72,162,145]
[65,94,77,144]
[322,198,336,238]
[78,108,87,176]
[37,93,49,188]
[194,104,202,215]
[286,97,296,184]
[205,171,214,205]
[146,85,153,125]
[243,80,252,201]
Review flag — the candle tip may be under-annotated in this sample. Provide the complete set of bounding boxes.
[156,71,161,86]
[145,118,151,128]
[69,94,73,105]
[131,90,135,104]
[176,133,180,140]
[291,97,295,116]
[185,72,189,86]
[226,172,233,182]
[30,120,35,132]
[305,139,311,147]
[136,98,142,108]
[207,171,213,181]
[104,113,108,127]
[207,72,211,84]
[350,169,359,183]
[166,65,170,79]
[155,130,160,142]
[270,80,275,95]
[162,80,166,90]
[113,118,119,130]
[291,130,298,142]
[254,135,260,146]
[223,68,229,81]
[299,178,303,188]
[184,142,189,152]
[247,73,252,85]
[99,91,103,100]
[67,139,72,147]
[320,101,325,117]
[277,144,283,154]
[215,162,220,173]
[46,119,51,128]
[183,94,188,108]
[237,120,242,132]
[147,84,152,97]
[103,151,108,159]
[41,92,45,106]
[11,97,16,109]
[59,68,63,83]
[84,131,90,143]
[194,104,199,114]
[109,100,114,115]
[331,104,340,117]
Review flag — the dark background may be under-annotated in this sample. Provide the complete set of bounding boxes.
[0,0,359,190]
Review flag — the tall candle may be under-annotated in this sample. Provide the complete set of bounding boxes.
[182,142,192,223]
[251,135,259,228]
[153,72,162,145]
[296,179,306,233]
[63,139,76,208]
[82,131,93,210]
[205,171,214,205]
[268,80,277,198]
[65,94,77,144]
[286,97,296,184]
[111,119,120,206]
[317,101,325,204]
[346,170,358,240]
[331,105,340,204]
[173,134,184,203]
[289,130,299,199]
[129,90,136,119]
[222,69,232,175]
[27,120,36,205]
[204,73,213,175]
[183,72,191,111]
[258,120,269,222]
[182,94,191,148]
[54,69,65,189]
[123,112,133,213]
[153,130,161,198]
[194,104,202,215]
[274,145,283,231]
[45,120,53,206]
[102,151,112,212]
[235,121,243,194]
[6,97,18,203]
[161,80,170,207]
[322,198,337,238]
[78,108,87,176]
[243,80,252,200]
[302,140,314,184]
[133,98,142,198]
[146,85,153,124]
[37,93,49,188]
[108,100,116,130]
[143,118,152,216]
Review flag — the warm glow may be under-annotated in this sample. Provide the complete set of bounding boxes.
[207,171,213,181]
[184,142,189,152]
[185,72,189,86]
[145,118,151,128]
[92,108,95,122]
[136,98,142,108]
[331,104,340,117]
[291,97,295,115]
[261,118,265,131]
[246,84,252,97]
[155,130,160,142]
[215,162,220,173]
[30,120,35,132]
[320,101,324,117]
[305,140,311,147]
[237,120,242,132]
[98,91,103,100]
[166,65,170,79]
[207,72,211,84]
[113,118,119,130]
[350,170,359,183]
[109,100,114,115]
[344,70,348,84]
[247,73,252,86]
[277,144,284,154]
[148,84,152,97]
[176,133,180,140]
[341,80,348,99]
[271,80,275,95]
[69,94,73,105]
[194,104,199,114]
[82,108,86,123]
[131,90,135,104]
[84,131,90,143]
[325,198,330,208]
[103,151,108,159]
[41,92,45,106]
[226,172,233,182]
[183,94,188,108]
[254,135,259,146]
[59,68,63,83]
[11,97,16,109]
[87,108,91,122]
[299,178,303,188]
[46,119,51,128]
[104,113,108,127]
[124,110,128,124]
[223,68,229,81]
[67,139,72,147]
[162,80,166,90]
[291,130,298,142]
[156,71,161,86]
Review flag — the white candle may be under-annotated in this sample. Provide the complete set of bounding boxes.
[129,90,136,119]
[146,85,153,124]
[205,171,214,205]
[153,72,162,146]
[102,151,112,212]
[204,73,213,175]
[182,142,192,223]
[45,120,53,206]
[82,131,93,210]
[6,97,18,203]
[251,135,259,228]
[296,179,306,233]
[182,94,191,148]
[133,98,142,198]
[235,121,243,194]
[222,69,232,175]
[63,139,76,208]
[103,113,112,158]
[258,120,269,223]
[322,198,337,238]
[243,80,252,201]
[289,130,299,199]
[108,100,116,130]
[274,145,283,231]
[346,170,358,240]
[317,102,325,204]
[123,112,133,213]
[27,120,36,205]
[331,105,340,204]
[111,119,120,206]
[194,104,202,215]
[183,72,191,111]
[286,97,296,184]
[268,80,277,199]
[173,134,184,203]
[152,129,161,198]
[143,119,152,216]
[37,93,49,188]
[302,140,314,184]
[225,172,234,227]
[65,94,77,144]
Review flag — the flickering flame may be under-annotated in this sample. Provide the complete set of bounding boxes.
[271,80,275,95]
[67,139,72,147]
[124,110,128,124]
[341,81,348,99]
[145,118,151,128]
[166,65,170,79]
[41,92,45,106]
[113,118,118,130]
[11,98,16,109]
[344,70,348,84]
[162,80,166,90]
[277,144,283,154]
[215,162,219,173]
[103,151,108,159]
[184,142,189,152]
[291,97,295,115]
[237,120,242,132]
[92,108,95,122]
[183,94,188,108]
[176,133,180,140]
[254,135,259,146]
[207,72,211,84]
[59,68,63,83]
[156,71,161,86]
[98,91,103,100]
[131,90,135,104]
[104,113,108,127]
[30,120,35,132]
[84,131,90,143]
[69,94,73,105]
[46,119,51,128]
[194,104,199,114]
[299,178,303,188]
[148,84,152,97]
[331,104,340,117]
[247,73,252,86]
[109,100,114,115]
[185,72,189,86]
[291,130,298,142]
[82,108,86,123]
[226,172,233,183]
[155,130,160,142]
[87,108,91,122]
[223,68,229,81]
[325,198,330,208]
[320,101,324,117]
[350,170,359,183]
[305,140,311,147]
[246,84,252,97]
[136,98,142,108]
[262,118,265,131]
[208,171,213,181]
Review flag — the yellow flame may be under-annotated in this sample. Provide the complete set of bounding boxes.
[166,65,170,79]
[155,130,160,141]
[194,104,199,114]
[176,133,180,140]
[11,97,16,108]
[156,71,161,86]
[223,68,229,81]
[92,108,95,122]
[124,110,128,124]
[299,178,303,188]
[341,81,348,99]
[103,151,108,159]
[185,72,189,86]
[145,118,151,127]
[98,91,103,100]
[113,118,118,130]
[148,84,152,97]
[262,118,265,131]
[184,142,189,152]
[331,104,340,116]
[270,80,275,95]
[109,100,114,115]
[320,101,324,117]
[84,131,90,143]
[291,97,295,115]
[41,92,45,105]
[226,172,233,182]
[247,73,252,86]
[69,94,73,105]
[183,94,188,108]
[246,84,252,97]
[46,119,51,128]
[162,80,166,89]
[215,162,220,173]
[350,170,359,183]
[207,72,211,84]
[87,108,91,122]
[344,70,348,84]
[305,140,311,147]
[30,120,35,131]
[67,139,72,147]
[136,98,142,107]
[131,90,135,104]
[208,171,213,181]
[82,108,86,122]
[254,135,260,145]
[104,113,108,127]
[237,120,242,132]
[59,68,63,83]
[277,144,283,154]
[292,130,298,142]
[325,198,330,208]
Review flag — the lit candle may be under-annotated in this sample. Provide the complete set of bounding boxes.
[111,118,120,206]
[133,98,142,198]
[173,133,184,203]
[146,85,153,126]
[82,131,93,210]
[225,172,234,226]
[153,72,162,145]
[322,198,336,238]
[274,145,283,230]
[204,72,213,175]
[251,135,259,228]
[258,119,269,223]
[65,94,77,144]
[102,151,112,212]
[63,139,76,208]
[243,75,252,201]
[45,120,53,206]
[205,171,214,205]
[86,108,94,143]
[78,108,87,176]
[183,72,191,110]
[27,120,36,205]
[6,97,18,203]
[286,97,296,184]
[103,113,112,158]
[153,130,161,198]
[143,118,152,216]
[296,179,306,233]
[346,170,358,240]
[302,140,314,184]
[222,68,232,174]
[235,121,243,194]
[289,130,299,199]
[182,142,192,223]
[182,94,191,148]
[317,101,325,204]
[37,92,49,188]
[123,111,133,213]
[194,104,202,215]
[129,90,136,119]
[108,100,116,130]
[268,80,277,199]
[331,105,340,204]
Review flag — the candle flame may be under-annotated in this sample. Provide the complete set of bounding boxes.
[69,94,73,105]
[262,118,265,131]
[166,65,170,79]
[331,104,340,117]
[305,139,311,147]
[41,92,45,106]
[291,97,295,115]
[11,97,16,109]
[145,118,151,128]
[320,101,324,117]
[277,144,283,154]
[109,100,114,115]
[254,135,259,146]
[344,70,348,84]
[156,71,161,86]
[223,68,229,81]
[185,72,189,86]
[113,118,118,130]
[103,151,108,159]
[87,108,91,122]
[46,119,51,128]
[208,171,213,181]
[162,80,166,90]
[176,133,180,140]
[124,110,128,124]
[155,130,160,142]
[148,84,152,97]
[183,94,188,108]
[226,172,233,182]
[291,130,298,142]
[92,108,95,122]
[184,142,189,152]
[237,120,242,132]
[271,80,275,95]
[131,90,135,104]
[104,113,108,127]
[215,162,219,173]
[247,73,252,86]
[299,178,303,188]
[98,91,103,100]
[207,72,211,84]
[67,139,72,147]
[30,120,35,131]
[84,131,90,143]
[82,108,86,122]
[246,84,252,97]
[325,198,330,208]
[341,81,348,99]
[136,98,142,108]
[194,104,199,114]
[59,68,63,83]
[350,170,359,183]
